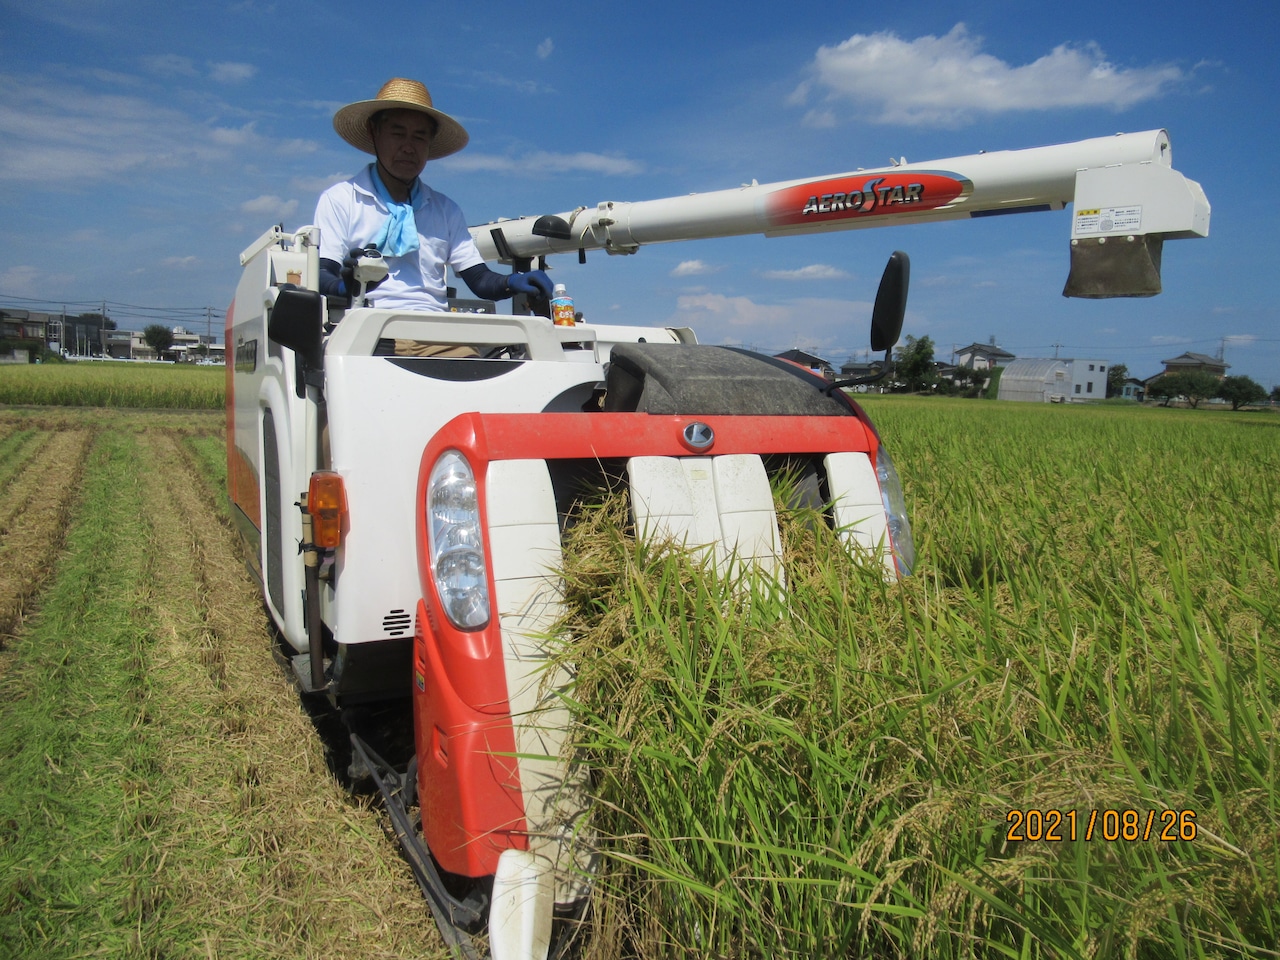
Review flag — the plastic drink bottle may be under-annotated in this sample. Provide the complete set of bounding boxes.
[551,284,575,326]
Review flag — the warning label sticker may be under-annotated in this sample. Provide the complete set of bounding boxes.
[1075,205,1142,236]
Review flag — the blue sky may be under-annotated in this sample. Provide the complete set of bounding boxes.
[1,0,1277,386]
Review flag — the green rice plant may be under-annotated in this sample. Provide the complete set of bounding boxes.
[0,361,224,408]
[561,399,1280,958]
[0,427,42,491]
[182,433,230,517]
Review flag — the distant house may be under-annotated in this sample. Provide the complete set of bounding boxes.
[1,309,51,355]
[1120,377,1146,401]
[1158,352,1228,378]
[2,308,110,357]
[775,349,835,380]
[954,342,1016,371]
[997,358,1108,402]
[169,326,218,362]
[835,357,887,391]
[104,329,138,359]
[839,358,879,378]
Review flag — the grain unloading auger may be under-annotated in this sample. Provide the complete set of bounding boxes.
[225,129,1207,959]
[475,128,1208,299]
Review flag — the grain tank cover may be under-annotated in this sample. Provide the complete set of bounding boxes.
[605,344,851,416]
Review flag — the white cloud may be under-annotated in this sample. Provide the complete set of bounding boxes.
[275,138,319,155]
[800,109,837,130]
[291,172,351,194]
[537,38,554,59]
[674,293,793,328]
[0,76,283,184]
[163,255,199,267]
[671,259,716,277]
[463,69,552,96]
[86,68,143,88]
[0,264,77,296]
[794,24,1185,127]
[209,122,258,146]
[240,195,298,218]
[0,265,40,295]
[142,54,198,78]
[209,61,256,84]
[668,293,884,359]
[443,150,643,176]
[761,264,850,281]
[300,99,346,115]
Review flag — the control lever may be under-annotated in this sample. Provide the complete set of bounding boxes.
[352,246,388,306]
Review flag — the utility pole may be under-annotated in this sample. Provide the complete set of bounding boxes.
[1052,342,1063,359]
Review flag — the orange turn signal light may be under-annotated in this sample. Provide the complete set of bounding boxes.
[307,471,347,549]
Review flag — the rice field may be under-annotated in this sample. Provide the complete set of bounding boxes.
[0,383,1276,958]
[0,361,224,408]
[558,398,1280,959]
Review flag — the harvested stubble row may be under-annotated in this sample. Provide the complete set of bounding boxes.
[0,413,448,960]
[0,428,92,652]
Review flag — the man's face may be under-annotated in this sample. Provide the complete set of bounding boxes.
[370,109,434,183]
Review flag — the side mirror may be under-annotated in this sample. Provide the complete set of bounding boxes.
[532,215,573,241]
[268,286,325,370]
[870,251,909,353]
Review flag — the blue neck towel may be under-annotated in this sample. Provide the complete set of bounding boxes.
[369,165,421,257]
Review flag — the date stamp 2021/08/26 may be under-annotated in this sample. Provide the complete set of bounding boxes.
[1005,809,1198,843]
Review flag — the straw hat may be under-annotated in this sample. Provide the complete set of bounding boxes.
[333,78,469,160]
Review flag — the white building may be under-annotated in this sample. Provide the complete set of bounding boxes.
[954,341,1016,371]
[997,358,1108,403]
[103,325,221,362]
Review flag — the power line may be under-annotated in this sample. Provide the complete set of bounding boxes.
[0,294,218,337]
[1003,337,1279,353]
[0,293,215,316]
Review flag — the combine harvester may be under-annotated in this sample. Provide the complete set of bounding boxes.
[226,129,1208,959]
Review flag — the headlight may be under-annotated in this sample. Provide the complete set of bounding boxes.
[427,451,490,628]
[874,443,915,577]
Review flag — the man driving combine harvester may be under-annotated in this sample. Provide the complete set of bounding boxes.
[233,86,1209,956]
[315,77,553,317]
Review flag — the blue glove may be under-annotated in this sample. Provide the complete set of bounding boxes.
[508,269,553,299]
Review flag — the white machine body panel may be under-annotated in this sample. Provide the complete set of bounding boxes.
[485,459,593,907]
[324,352,590,652]
[627,454,783,580]
[825,451,896,579]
